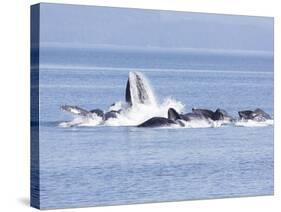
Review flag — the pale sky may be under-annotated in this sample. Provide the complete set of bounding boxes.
[39,3,274,52]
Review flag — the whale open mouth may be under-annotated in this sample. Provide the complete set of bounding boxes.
[125,72,157,107]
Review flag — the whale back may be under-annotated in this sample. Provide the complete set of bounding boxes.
[192,108,214,119]
[138,117,175,127]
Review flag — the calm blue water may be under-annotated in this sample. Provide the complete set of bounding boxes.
[38,47,273,209]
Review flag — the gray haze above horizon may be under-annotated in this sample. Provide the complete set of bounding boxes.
[39,3,274,52]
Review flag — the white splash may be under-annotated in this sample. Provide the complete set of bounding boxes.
[234,119,274,127]
[59,71,273,129]
[98,97,184,127]
[59,114,103,127]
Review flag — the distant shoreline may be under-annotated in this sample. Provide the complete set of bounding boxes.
[40,42,273,57]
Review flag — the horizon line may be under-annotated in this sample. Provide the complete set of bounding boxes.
[40,42,273,56]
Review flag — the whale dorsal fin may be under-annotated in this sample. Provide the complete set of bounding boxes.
[168,108,181,121]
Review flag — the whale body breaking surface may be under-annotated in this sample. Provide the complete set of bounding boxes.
[59,71,273,128]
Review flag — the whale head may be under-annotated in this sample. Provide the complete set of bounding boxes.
[125,72,157,107]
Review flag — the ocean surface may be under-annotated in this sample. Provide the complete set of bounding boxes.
[38,46,273,209]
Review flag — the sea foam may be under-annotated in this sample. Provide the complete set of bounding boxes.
[59,72,273,129]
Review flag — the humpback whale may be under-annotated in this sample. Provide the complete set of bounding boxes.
[138,108,185,128]
[61,105,120,121]
[61,72,157,126]
[125,72,157,107]
[89,109,104,117]
[168,108,210,122]
[212,109,234,122]
[168,108,207,122]
[192,108,214,119]
[138,107,231,128]
[167,107,234,126]
[138,117,177,128]
[61,105,93,117]
[238,108,271,122]
[182,112,209,122]
[192,108,233,122]
[138,108,213,128]
[104,111,118,120]
[60,72,272,128]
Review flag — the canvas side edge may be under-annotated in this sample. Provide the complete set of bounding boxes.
[30,3,40,209]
